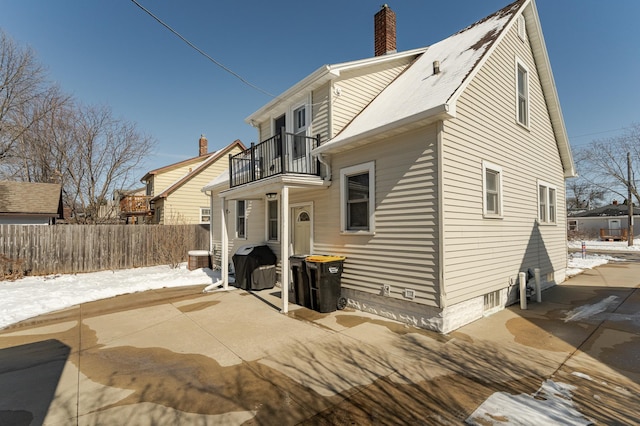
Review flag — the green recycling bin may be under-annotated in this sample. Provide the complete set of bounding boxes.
[305,255,346,313]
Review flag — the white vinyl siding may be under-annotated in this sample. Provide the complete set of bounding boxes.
[153,145,244,224]
[441,20,567,306]
[309,126,440,307]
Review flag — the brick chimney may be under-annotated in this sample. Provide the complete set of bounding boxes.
[613,200,618,205]
[374,4,397,56]
[198,134,208,156]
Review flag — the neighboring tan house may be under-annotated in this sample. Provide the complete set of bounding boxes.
[568,200,640,240]
[0,181,63,225]
[204,0,575,333]
[139,136,246,225]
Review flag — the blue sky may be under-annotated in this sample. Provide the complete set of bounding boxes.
[1,0,639,184]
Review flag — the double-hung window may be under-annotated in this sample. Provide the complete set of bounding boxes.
[516,58,529,127]
[236,200,246,239]
[340,161,375,233]
[482,161,503,218]
[200,207,211,224]
[538,181,557,224]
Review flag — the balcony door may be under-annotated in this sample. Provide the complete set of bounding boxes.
[290,105,311,173]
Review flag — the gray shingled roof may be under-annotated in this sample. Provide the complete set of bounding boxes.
[573,203,640,217]
[0,181,63,216]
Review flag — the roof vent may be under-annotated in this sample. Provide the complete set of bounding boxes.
[433,60,440,75]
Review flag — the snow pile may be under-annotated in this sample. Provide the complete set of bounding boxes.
[0,264,219,330]
[566,252,621,277]
[567,240,640,252]
[467,380,593,425]
[563,295,619,323]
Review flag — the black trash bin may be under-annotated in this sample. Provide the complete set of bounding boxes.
[232,244,277,290]
[305,255,346,313]
[289,255,311,308]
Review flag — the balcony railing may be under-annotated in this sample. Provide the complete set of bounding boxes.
[119,195,152,215]
[229,131,320,187]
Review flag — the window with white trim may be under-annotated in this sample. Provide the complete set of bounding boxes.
[340,161,375,233]
[236,200,246,238]
[482,161,503,218]
[267,199,278,241]
[538,181,557,224]
[200,207,211,224]
[516,59,529,127]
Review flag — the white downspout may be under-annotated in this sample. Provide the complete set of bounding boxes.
[205,190,214,254]
[281,186,290,313]
[221,196,229,291]
[317,153,332,181]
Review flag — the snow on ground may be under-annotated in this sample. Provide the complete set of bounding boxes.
[466,379,593,425]
[567,239,640,251]
[0,263,220,330]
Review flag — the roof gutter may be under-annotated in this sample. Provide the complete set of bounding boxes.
[313,103,454,156]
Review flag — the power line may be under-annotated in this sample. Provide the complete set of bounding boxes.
[130,0,276,98]
[569,127,628,140]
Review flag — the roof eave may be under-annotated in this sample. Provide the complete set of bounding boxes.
[245,48,428,125]
[313,104,454,156]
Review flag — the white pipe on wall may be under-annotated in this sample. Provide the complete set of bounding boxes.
[534,268,542,303]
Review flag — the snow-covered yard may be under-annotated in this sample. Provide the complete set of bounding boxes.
[0,240,635,330]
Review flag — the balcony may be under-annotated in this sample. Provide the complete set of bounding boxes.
[229,131,320,187]
[119,195,152,216]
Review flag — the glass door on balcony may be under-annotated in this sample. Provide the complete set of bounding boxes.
[290,105,310,173]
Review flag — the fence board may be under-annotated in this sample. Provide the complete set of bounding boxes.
[0,224,210,277]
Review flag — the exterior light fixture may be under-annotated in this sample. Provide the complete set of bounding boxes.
[266,192,277,200]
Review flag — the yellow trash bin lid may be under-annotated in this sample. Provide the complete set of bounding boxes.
[305,255,346,263]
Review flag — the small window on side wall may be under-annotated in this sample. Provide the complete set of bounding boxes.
[538,181,557,224]
[236,200,246,239]
[482,161,503,218]
[340,161,375,233]
[267,199,278,241]
[200,207,211,224]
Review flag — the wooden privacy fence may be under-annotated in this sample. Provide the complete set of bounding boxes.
[0,224,210,276]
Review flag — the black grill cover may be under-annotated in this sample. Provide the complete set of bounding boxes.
[232,245,277,290]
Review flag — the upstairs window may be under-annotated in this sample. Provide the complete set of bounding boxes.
[516,59,529,127]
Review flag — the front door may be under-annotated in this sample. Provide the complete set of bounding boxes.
[292,205,311,255]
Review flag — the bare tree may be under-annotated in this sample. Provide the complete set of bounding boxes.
[64,104,155,223]
[0,30,61,161]
[577,123,640,207]
[566,148,606,210]
[0,29,156,223]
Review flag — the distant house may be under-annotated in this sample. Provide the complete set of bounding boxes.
[569,200,640,240]
[204,0,575,332]
[140,136,246,225]
[0,181,63,225]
